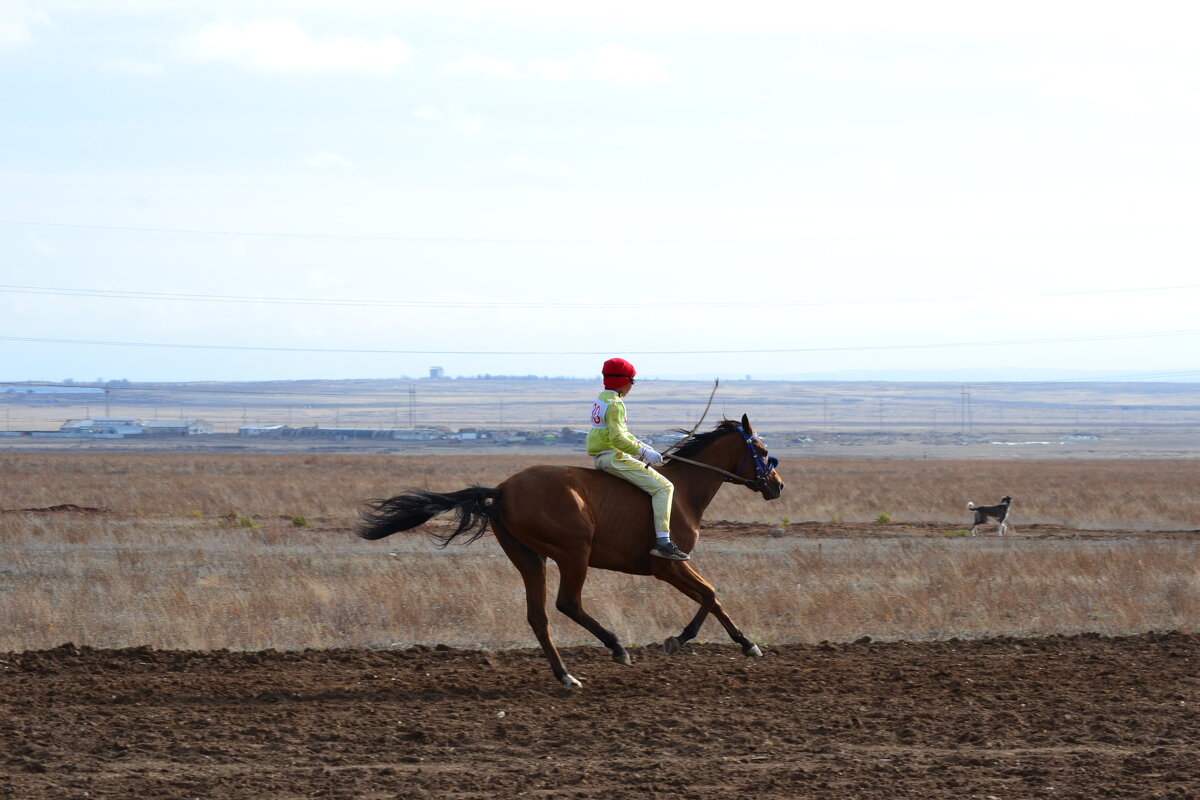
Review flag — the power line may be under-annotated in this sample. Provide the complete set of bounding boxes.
[0,219,766,245]
[1,218,1184,243]
[2,281,1198,311]
[0,380,419,399]
[4,329,1200,357]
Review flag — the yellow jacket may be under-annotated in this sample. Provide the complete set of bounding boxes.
[586,390,645,457]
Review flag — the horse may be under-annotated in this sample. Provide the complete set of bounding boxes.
[356,414,785,689]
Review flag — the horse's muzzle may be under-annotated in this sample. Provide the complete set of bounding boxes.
[760,476,784,501]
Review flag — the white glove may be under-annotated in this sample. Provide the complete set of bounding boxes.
[639,445,664,466]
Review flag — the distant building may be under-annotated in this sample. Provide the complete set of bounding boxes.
[390,428,442,441]
[57,418,212,437]
[276,426,445,441]
[429,366,445,379]
[140,419,214,436]
[60,418,142,437]
[238,424,288,437]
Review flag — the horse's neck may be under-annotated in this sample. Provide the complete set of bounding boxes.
[664,440,743,520]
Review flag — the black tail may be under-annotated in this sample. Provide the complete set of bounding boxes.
[356,486,502,546]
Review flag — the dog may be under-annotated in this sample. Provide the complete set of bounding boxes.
[967,496,1012,536]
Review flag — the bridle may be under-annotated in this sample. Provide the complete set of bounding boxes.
[663,425,779,493]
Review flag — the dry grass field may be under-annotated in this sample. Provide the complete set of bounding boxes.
[3,450,1198,800]
[1,453,1196,654]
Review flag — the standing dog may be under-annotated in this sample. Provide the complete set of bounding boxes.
[967,496,1012,536]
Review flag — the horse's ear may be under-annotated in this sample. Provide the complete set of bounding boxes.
[741,414,753,435]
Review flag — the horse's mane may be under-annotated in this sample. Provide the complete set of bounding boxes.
[668,419,742,460]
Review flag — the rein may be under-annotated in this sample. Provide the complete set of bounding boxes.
[661,452,755,485]
[662,424,779,490]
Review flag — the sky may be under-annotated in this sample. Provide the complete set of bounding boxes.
[2,0,1199,383]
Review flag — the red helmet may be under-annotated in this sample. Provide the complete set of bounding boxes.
[602,357,636,390]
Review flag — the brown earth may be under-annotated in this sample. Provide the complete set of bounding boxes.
[2,632,1196,800]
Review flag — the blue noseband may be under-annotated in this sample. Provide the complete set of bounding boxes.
[731,425,779,488]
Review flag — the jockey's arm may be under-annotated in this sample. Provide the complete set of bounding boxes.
[605,402,645,458]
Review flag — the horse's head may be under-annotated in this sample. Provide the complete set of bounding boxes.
[667,414,784,500]
[730,414,784,500]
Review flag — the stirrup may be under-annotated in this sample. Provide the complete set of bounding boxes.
[650,541,690,561]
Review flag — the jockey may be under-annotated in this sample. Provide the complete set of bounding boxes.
[587,358,690,561]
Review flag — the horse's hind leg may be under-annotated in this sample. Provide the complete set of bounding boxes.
[493,527,580,689]
[554,560,631,666]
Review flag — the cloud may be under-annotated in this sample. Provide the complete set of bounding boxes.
[491,152,576,180]
[578,43,673,85]
[411,105,444,121]
[534,44,675,85]
[444,43,673,85]
[432,1,1200,43]
[440,53,520,79]
[784,42,1200,117]
[105,56,165,77]
[0,3,46,50]
[411,104,484,134]
[27,232,59,259]
[1013,58,1200,115]
[527,57,572,83]
[181,18,411,74]
[437,45,675,86]
[304,151,354,170]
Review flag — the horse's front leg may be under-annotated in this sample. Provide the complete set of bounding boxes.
[650,562,762,657]
[707,600,763,656]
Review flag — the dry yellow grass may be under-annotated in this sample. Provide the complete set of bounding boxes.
[1,453,1197,653]
[5,453,1200,528]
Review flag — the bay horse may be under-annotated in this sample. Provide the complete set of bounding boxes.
[357,414,784,689]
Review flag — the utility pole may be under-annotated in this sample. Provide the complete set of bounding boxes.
[960,386,973,435]
[408,384,416,428]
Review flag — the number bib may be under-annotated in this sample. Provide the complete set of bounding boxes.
[590,400,609,428]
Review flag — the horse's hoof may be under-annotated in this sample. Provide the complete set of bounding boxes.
[613,651,632,666]
[663,636,682,655]
[560,674,582,690]
[743,643,763,658]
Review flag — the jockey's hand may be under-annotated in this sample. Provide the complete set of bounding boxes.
[639,446,664,466]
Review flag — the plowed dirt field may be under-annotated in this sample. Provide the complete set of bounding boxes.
[3,632,1196,799]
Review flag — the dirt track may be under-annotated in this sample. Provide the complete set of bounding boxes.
[2,633,1196,799]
